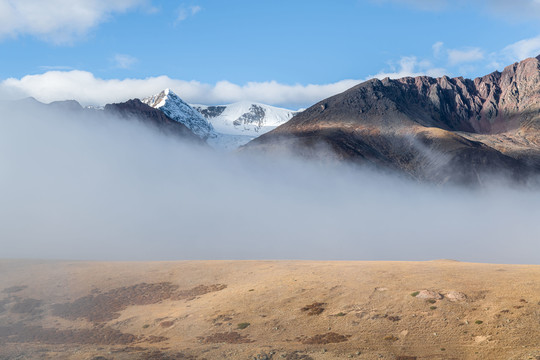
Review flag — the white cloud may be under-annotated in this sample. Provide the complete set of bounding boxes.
[0,55,451,108]
[0,0,146,44]
[113,54,138,69]
[447,47,484,65]
[369,56,447,79]
[176,4,202,23]
[432,41,444,57]
[0,70,361,109]
[502,35,540,62]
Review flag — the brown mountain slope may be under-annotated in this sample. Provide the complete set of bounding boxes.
[244,56,540,184]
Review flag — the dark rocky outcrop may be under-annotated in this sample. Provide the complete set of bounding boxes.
[104,99,203,144]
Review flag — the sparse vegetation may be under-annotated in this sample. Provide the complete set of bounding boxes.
[198,331,253,344]
[301,302,326,315]
[430,306,437,310]
[237,322,250,329]
[427,299,437,304]
[142,324,150,329]
[301,332,349,344]
[384,335,399,342]
[411,291,420,297]
[475,320,483,325]
[335,312,346,317]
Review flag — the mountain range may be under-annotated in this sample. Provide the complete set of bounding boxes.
[8,55,540,185]
[142,89,297,149]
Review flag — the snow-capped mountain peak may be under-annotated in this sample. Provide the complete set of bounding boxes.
[142,89,215,139]
[192,102,298,136]
[142,89,300,150]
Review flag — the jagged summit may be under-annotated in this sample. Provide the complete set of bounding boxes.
[142,89,215,140]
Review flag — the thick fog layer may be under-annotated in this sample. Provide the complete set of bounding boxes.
[1,104,539,264]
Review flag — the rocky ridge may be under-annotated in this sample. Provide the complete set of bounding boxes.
[245,55,540,184]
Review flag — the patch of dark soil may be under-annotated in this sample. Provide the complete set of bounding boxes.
[52,282,179,322]
[111,346,148,353]
[160,321,175,328]
[10,298,43,315]
[0,323,137,345]
[387,315,401,322]
[146,335,169,343]
[198,331,254,344]
[301,302,326,315]
[172,284,227,301]
[139,350,197,360]
[396,357,417,360]
[52,283,227,323]
[300,332,349,345]
[2,285,27,294]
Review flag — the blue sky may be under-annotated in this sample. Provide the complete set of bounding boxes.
[1,0,540,108]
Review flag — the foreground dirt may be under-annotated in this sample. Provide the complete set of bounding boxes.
[0,260,539,360]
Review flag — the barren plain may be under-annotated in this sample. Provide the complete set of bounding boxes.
[1,260,539,360]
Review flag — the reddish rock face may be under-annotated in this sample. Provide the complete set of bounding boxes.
[245,55,540,185]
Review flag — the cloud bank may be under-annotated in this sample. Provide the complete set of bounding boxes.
[0,70,360,109]
[1,35,537,109]
[1,103,540,264]
[0,55,449,109]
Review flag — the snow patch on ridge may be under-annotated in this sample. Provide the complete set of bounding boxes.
[142,89,215,140]
[192,102,298,136]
